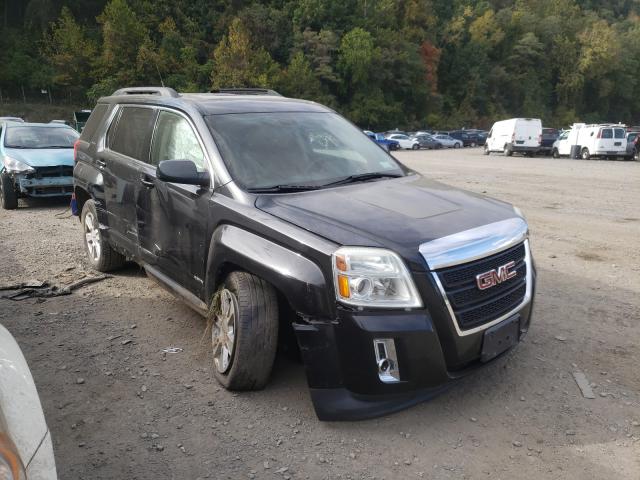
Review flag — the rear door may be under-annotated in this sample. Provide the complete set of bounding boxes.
[100,105,157,254]
[594,127,622,153]
[136,109,212,296]
[514,120,541,148]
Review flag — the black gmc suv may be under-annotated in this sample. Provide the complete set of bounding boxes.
[73,87,536,420]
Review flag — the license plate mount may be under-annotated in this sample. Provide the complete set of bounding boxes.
[480,315,520,362]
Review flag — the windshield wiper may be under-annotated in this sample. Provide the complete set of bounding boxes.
[246,184,322,193]
[321,172,403,187]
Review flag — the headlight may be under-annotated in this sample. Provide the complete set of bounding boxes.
[513,206,524,218]
[3,157,34,173]
[332,247,423,308]
[0,432,26,480]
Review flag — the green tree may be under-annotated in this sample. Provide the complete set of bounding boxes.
[210,18,280,89]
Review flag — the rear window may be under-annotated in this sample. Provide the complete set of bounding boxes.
[614,128,625,139]
[79,104,108,142]
[108,106,157,161]
[600,128,613,139]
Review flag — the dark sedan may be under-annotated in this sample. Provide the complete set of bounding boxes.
[413,134,442,149]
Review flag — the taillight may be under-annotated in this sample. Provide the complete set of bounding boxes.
[73,139,80,163]
[596,129,602,139]
[538,134,542,144]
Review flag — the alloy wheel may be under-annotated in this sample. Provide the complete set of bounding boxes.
[84,212,101,261]
[212,289,238,374]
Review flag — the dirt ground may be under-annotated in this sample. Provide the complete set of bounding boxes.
[1,149,639,480]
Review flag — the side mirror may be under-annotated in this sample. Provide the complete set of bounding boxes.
[157,160,210,187]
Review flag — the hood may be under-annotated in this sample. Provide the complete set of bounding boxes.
[4,147,74,168]
[255,174,520,270]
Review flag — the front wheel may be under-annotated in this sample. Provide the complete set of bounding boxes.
[483,145,490,155]
[581,148,590,160]
[81,199,126,271]
[504,145,513,156]
[211,271,278,390]
[0,172,18,210]
[412,143,419,150]
[454,142,461,149]
[552,149,560,159]
[471,142,477,147]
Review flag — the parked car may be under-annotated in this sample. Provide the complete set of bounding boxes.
[484,118,542,156]
[0,121,79,209]
[538,128,559,156]
[0,116,24,123]
[74,86,536,421]
[0,323,57,479]
[448,130,475,147]
[432,134,463,148]
[551,123,627,160]
[387,133,421,149]
[413,134,442,149]
[626,131,638,160]
[459,129,487,146]
[364,130,399,151]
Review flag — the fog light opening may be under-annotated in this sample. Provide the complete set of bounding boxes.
[373,338,400,383]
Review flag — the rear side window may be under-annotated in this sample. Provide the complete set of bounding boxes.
[79,104,108,142]
[614,128,625,139]
[108,106,157,161]
[600,128,613,139]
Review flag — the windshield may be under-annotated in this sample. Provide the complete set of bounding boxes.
[5,126,79,148]
[206,112,404,190]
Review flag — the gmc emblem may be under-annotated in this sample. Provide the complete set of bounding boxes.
[476,260,517,290]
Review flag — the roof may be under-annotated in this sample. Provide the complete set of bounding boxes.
[3,121,75,129]
[100,87,332,115]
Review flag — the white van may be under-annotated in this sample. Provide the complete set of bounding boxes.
[484,118,542,156]
[552,124,628,159]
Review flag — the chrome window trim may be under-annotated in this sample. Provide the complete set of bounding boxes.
[431,239,532,337]
[419,217,528,270]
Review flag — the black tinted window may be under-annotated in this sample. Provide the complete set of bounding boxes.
[80,104,108,142]
[614,128,625,139]
[600,128,613,139]
[109,107,156,161]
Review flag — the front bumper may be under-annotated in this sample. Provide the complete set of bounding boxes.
[295,241,536,421]
[17,174,73,197]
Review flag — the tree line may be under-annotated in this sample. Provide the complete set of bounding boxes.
[0,0,639,129]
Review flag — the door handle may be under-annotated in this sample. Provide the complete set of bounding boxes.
[140,176,155,188]
[96,159,106,168]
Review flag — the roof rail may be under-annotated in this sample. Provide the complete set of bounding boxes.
[210,88,281,96]
[112,87,180,98]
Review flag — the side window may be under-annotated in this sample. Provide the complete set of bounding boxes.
[108,106,157,161]
[600,128,613,139]
[79,104,108,142]
[151,111,206,172]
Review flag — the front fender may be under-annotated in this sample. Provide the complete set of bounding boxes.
[205,225,333,318]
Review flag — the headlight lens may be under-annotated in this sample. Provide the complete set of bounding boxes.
[332,247,423,308]
[3,157,34,173]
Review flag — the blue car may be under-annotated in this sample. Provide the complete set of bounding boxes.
[0,121,79,209]
[364,130,400,151]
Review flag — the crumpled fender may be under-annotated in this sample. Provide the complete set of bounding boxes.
[205,224,332,318]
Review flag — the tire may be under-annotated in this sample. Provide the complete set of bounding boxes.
[634,150,639,161]
[81,199,126,272]
[483,145,490,155]
[552,149,560,159]
[504,145,513,156]
[471,142,477,147]
[454,142,461,149]
[211,271,278,390]
[412,144,419,150]
[581,148,590,160]
[0,172,18,210]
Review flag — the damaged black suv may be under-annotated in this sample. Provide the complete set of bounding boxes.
[73,87,536,420]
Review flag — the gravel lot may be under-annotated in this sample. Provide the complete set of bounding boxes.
[1,148,639,479]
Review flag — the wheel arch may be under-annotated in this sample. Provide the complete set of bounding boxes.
[205,225,333,319]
